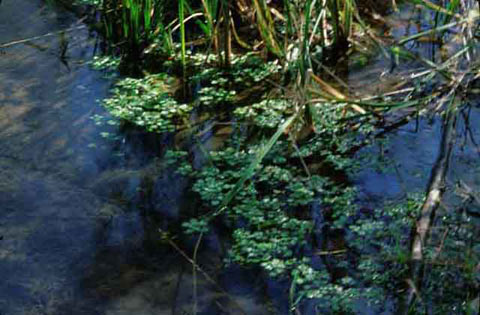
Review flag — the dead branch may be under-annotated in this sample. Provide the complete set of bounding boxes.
[0,22,86,48]
[401,104,458,313]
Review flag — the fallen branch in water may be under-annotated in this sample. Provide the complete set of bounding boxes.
[0,21,86,49]
[402,97,458,313]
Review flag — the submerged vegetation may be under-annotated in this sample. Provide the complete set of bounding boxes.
[66,0,480,313]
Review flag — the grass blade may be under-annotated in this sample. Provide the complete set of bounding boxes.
[179,0,186,72]
[214,112,298,216]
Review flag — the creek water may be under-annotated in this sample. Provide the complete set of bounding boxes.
[1,1,480,315]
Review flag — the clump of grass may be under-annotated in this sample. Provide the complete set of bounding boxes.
[97,0,166,55]
[82,0,376,72]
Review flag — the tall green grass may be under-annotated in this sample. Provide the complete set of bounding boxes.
[179,0,186,71]
[100,0,164,52]
[97,0,361,70]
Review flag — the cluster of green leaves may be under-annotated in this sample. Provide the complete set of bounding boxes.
[95,50,413,311]
[234,99,293,128]
[292,267,385,314]
[349,195,424,284]
[94,52,283,133]
[74,0,102,5]
[229,54,282,85]
[89,55,121,71]
[102,74,192,133]
[269,194,422,313]
[191,53,282,106]
[192,53,281,85]
[197,87,237,107]
[176,139,317,268]
[172,143,392,312]
[164,91,399,312]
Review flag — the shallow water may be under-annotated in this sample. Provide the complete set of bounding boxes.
[1,1,480,315]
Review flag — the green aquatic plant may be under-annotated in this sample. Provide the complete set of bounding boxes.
[74,0,102,5]
[89,55,121,71]
[187,153,318,274]
[162,86,390,312]
[197,87,236,107]
[191,52,281,84]
[234,99,293,128]
[101,74,192,132]
[187,53,282,107]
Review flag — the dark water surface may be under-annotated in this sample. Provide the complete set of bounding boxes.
[1,1,480,314]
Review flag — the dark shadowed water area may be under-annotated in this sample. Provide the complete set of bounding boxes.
[1,1,480,314]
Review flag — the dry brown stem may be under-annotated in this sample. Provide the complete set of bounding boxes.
[402,101,458,313]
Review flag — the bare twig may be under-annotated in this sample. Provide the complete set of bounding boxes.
[402,97,458,313]
[160,230,248,315]
[192,233,203,315]
[0,22,86,48]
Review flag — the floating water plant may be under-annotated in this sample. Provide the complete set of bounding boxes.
[197,87,236,107]
[101,74,191,133]
[89,55,121,71]
[234,99,293,128]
